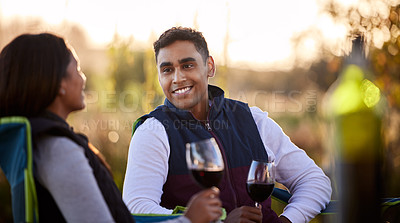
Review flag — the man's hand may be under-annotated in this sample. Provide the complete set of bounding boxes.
[184,187,222,223]
[224,206,262,223]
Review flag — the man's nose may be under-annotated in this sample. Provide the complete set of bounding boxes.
[172,68,185,83]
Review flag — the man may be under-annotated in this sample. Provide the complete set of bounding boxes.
[123,27,332,223]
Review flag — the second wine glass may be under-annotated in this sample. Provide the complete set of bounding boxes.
[246,160,276,207]
[186,138,224,188]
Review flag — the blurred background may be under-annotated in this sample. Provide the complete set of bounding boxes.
[1,0,400,222]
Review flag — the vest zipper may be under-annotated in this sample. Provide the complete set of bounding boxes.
[189,101,240,208]
[205,122,212,131]
[204,102,239,209]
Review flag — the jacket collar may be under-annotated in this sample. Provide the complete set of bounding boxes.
[35,110,71,129]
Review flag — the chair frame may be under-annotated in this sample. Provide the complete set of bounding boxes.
[0,116,39,222]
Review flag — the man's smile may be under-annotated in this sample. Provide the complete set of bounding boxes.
[172,86,192,95]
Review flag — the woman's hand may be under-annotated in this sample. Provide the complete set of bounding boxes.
[184,187,222,223]
[224,206,262,223]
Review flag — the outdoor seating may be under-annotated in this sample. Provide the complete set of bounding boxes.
[0,116,39,223]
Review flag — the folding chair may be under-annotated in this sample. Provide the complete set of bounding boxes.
[272,187,400,221]
[0,116,39,223]
[271,187,338,215]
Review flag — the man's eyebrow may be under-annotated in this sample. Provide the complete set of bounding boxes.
[178,57,196,64]
[159,62,172,69]
[159,57,196,69]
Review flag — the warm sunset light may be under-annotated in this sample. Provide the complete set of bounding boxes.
[4,0,396,71]
[2,0,400,71]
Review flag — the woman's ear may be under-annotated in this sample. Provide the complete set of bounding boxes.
[58,79,67,96]
[207,56,216,78]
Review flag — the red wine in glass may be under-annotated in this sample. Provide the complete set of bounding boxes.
[246,182,275,203]
[246,160,275,207]
[191,169,224,188]
[186,138,224,188]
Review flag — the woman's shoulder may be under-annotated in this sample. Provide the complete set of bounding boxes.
[33,135,89,186]
[37,134,81,149]
[35,135,85,163]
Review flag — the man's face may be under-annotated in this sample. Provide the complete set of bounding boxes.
[157,40,214,116]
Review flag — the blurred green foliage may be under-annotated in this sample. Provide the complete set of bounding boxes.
[108,36,145,92]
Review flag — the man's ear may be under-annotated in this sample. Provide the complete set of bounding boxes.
[207,56,216,78]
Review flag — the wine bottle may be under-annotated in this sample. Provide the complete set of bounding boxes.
[323,35,385,222]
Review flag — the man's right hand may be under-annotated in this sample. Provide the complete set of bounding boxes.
[184,187,222,223]
[224,206,262,223]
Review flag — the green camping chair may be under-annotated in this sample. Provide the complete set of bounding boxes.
[272,187,338,215]
[272,187,400,221]
[0,116,39,223]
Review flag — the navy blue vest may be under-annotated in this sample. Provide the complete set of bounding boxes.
[135,86,279,222]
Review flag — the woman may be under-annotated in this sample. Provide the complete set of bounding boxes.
[0,33,222,223]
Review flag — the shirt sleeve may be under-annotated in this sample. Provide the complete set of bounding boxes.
[122,117,173,214]
[34,136,114,223]
[250,106,332,223]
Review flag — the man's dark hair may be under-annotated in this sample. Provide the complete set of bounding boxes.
[153,27,209,64]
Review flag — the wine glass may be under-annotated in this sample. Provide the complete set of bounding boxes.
[246,160,276,207]
[186,138,224,188]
